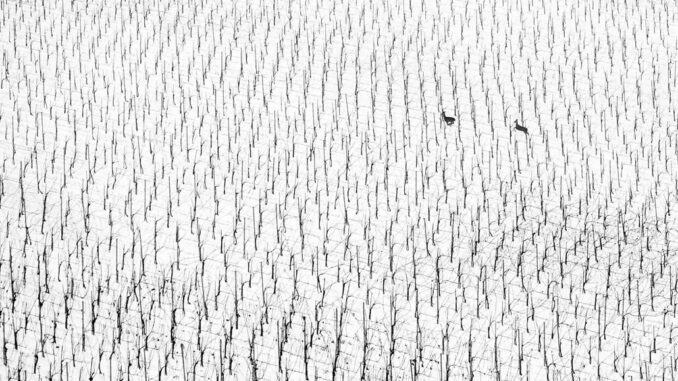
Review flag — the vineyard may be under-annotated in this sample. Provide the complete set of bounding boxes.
[0,0,677,379]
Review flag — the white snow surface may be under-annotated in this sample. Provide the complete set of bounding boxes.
[0,0,678,379]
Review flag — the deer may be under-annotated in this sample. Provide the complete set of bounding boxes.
[514,120,528,134]
[442,111,456,126]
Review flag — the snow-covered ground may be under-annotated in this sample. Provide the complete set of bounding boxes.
[0,0,677,379]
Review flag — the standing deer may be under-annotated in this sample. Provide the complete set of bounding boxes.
[442,112,456,126]
[514,120,528,134]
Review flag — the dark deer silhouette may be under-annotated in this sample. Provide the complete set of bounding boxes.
[514,120,528,134]
[442,112,455,126]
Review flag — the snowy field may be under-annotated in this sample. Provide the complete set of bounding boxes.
[0,0,678,379]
